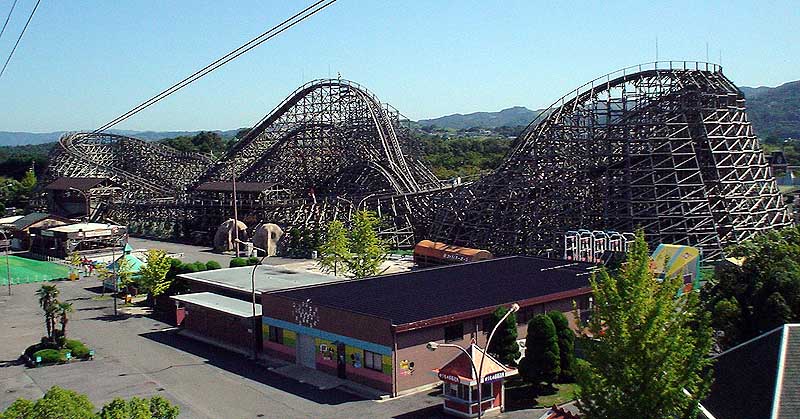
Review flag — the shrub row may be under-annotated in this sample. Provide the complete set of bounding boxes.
[229,257,260,268]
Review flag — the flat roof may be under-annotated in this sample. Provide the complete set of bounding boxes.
[46,222,120,233]
[271,256,597,326]
[171,292,262,318]
[179,265,343,294]
[0,215,23,225]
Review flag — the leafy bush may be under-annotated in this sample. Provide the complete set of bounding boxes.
[229,257,247,268]
[247,256,260,266]
[32,349,67,364]
[64,340,90,359]
[205,260,221,270]
[24,339,58,358]
[2,386,94,419]
[190,261,207,272]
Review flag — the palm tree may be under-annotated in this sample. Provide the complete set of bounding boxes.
[57,302,73,339]
[35,285,59,339]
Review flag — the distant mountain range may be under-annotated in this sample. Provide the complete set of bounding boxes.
[2,80,798,146]
[417,106,540,130]
[739,81,800,139]
[0,129,240,147]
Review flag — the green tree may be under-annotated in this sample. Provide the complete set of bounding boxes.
[12,168,36,208]
[318,220,351,276]
[95,265,112,296]
[56,302,73,340]
[1,398,34,419]
[138,249,173,299]
[67,251,83,277]
[115,257,134,290]
[2,388,180,419]
[97,396,178,419]
[518,314,560,387]
[486,306,520,366]
[703,225,800,349]
[36,285,60,339]
[147,396,180,419]
[547,311,575,381]
[29,386,94,419]
[345,211,388,278]
[576,231,714,419]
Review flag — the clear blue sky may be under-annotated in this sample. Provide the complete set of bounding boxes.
[0,0,798,132]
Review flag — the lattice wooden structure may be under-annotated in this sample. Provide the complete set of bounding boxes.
[43,80,452,247]
[431,62,792,260]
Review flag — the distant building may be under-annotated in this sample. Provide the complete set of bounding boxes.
[1,212,72,251]
[45,177,120,219]
[413,240,492,268]
[30,222,126,258]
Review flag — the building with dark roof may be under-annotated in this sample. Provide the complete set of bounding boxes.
[260,256,596,395]
[702,323,800,419]
[0,212,72,250]
[45,177,120,218]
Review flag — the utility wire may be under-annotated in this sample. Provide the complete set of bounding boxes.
[0,0,40,80]
[94,0,337,133]
[0,0,19,41]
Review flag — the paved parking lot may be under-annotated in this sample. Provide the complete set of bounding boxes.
[0,279,448,418]
[0,269,547,418]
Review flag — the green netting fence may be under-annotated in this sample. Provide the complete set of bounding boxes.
[0,255,71,285]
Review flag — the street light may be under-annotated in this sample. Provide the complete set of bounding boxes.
[237,238,266,360]
[67,187,90,221]
[109,231,127,317]
[427,303,520,419]
[0,229,11,295]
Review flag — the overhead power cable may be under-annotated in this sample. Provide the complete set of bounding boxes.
[94,0,337,133]
[0,0,41,80]
[0,0,19,41]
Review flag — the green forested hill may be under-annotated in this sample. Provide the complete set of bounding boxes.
[741,80,800,140]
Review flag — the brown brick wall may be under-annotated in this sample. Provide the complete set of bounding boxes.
[182,303,259,351]
[261,293,393,346]
[395,294,589,392]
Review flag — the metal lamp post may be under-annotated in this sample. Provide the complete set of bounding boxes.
[0,229,11,295]
[237,238,268,360]
[427,303,519,419]
[109,231,127,317]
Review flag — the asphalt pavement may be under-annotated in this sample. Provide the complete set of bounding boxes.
[0,263,548,418]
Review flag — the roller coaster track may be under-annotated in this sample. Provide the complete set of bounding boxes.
[432,61,791,260]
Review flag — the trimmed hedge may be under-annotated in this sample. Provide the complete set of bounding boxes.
[229,258,247,268]
[24,339,58,358]
[65,339,90,359]
[205,260,221,270]
[32,349,69,364]
[247,256,260,266]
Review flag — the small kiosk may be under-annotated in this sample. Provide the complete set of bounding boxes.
[432,344,517,418]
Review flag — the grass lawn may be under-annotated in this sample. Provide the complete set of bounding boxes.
[0,255,70,285]
[505,377,577,410]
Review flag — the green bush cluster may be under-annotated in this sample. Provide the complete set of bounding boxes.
[1,386,180,419]
[32,349,69,364]
[65,340,90,359]
[28,339,92,365]
[229,258,247,268]
[229,257,260,268]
